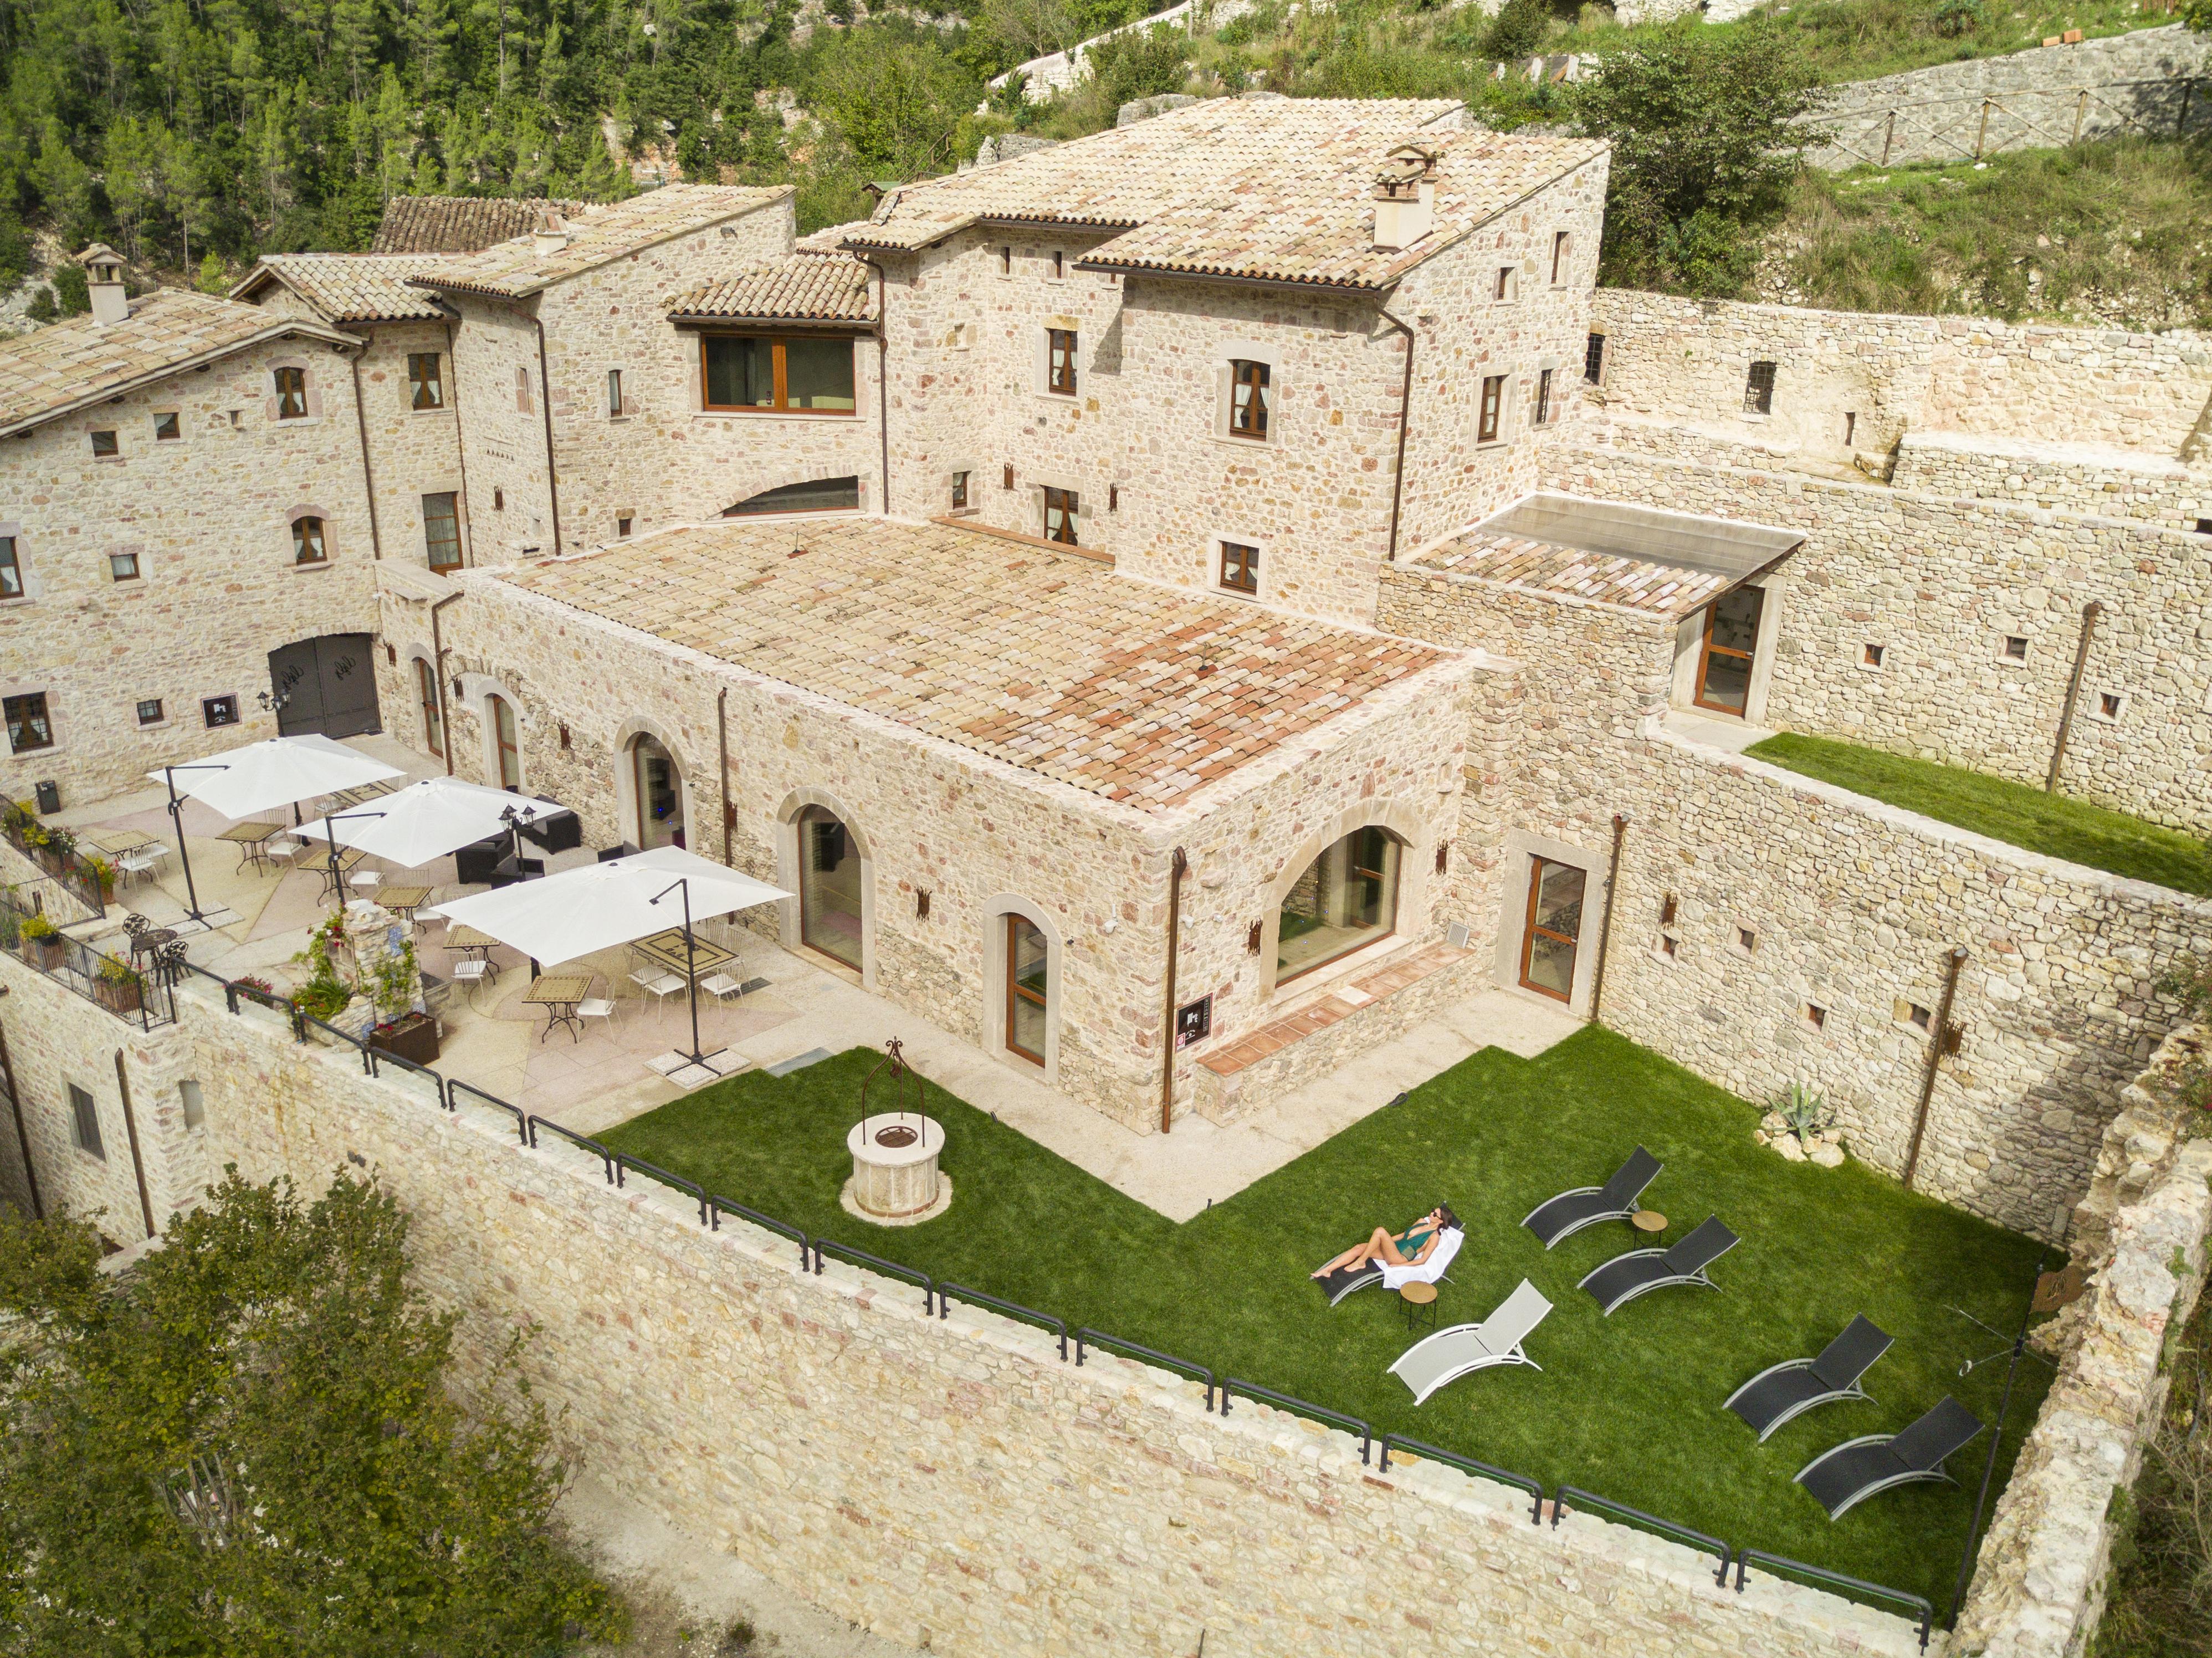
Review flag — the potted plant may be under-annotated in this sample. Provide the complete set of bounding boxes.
[232,973,283,1009]
[93,956,143,1015]
[289,932,355,1026]
[83,856,116,902]
[18,913,64,970]
[366,939,439,1065]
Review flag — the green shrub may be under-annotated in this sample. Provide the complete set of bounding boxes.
[1483,0,1554,62]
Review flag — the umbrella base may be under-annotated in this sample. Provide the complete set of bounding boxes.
[648,1047,747,1089]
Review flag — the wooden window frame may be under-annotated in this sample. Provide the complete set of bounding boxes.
[699,334,859,416]
[1535,367,1555,427]
[153,411,181,441]
[422,492,462,572]
[1692,587,1766,715]
[108,550,140,583]
[136,698,165,727]
[4,692,54,754]
[274,366,308,420]
[1046,329,1078,397]
[1228,359,1270,440]
[950,470,969,509]
[291,515,328,566]
[1517,855,1584,1004]
[0,536,24,600]
[1005,914,1047,1066]
[490,693,522,791]
[1550,231,1571,284]
[90,429,119,457]
[1042,486,1079,547]
[407,352,444,411]
[1219,541,1259,595]
[1478,375,1505,443]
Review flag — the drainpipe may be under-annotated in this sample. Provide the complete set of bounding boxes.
[1378,305,1417,562]
[445,316,475,567]
[2044,600,2103,794]
[429,590,463,776]
[529,307,564,556]
[113,1049,156,1241]
[1588,813,1630,1024]
[0,1019,43,1219]
[347,349,383,560]
[1903,946,1970,1190]
[856,255,893,514]
[1160,846,1188,1135]
[717,686,733,865]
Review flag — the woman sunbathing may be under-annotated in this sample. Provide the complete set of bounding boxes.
[1311,1205,1461,1278]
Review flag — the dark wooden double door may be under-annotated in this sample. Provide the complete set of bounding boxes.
[269,633,381,739]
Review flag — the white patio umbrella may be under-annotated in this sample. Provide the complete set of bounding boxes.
[144,735,403,923]
[295,776,553,899]
[425,847,790,1074]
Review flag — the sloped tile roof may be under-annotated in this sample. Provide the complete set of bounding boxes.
[668,253,876,323]
[843,98,1606,291]
[495,515,1458,811]
[371,195,593,254]
[233,254,448,323]
[1413,532,1741,619]
[409,185,792,298]
[0,289,356,437]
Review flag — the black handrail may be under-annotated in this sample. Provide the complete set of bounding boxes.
[1735,1550,1934,1650]
[365,1044,444,1101]
[298,1011,371,1070]
[1219,1379,1370,1465]
[615,1151,709,1227]
[812,1237,935,1315]
[527,1115,614,1183]
[1378,1436,1544,1523]
[709,1194,811,1268]
[449,1078,529,1142]
[1074,1328,1215,1411]
[938,1282,1067,1360]
[1555,1486,1730,1584]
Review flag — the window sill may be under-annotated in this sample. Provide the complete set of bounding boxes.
[0,596,32,609]
[1211,432,1276,452]
[409,407,454,417]
[136,721,172,733]
[288,561,334,576]
[1268,932,1411,1006]
[1474,438,1512,451]
[694,408,858,421]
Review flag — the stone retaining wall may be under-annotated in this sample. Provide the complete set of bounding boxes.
[1952,1024,2212,1658]
[1892,429,2211,532]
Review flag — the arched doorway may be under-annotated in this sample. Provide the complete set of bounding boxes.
[1005,914,1048,1066]
[413,658,442,756]
[487,693,521,791]
[630,734,684,848]
[796,804,863,970]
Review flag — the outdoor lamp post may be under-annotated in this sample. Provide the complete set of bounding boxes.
[499,801,538,864]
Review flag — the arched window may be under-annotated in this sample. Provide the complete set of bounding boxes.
[488,693,521,790]
[631,734,683,849]
[1005,914,1048,1065]
[796,804,862,969]
[414,658,441,755]
[721,477,861,517]
[1277,825,1402,982]
[291,515,327,565]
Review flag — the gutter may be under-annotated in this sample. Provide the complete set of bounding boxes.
[444,316,475,567]
[529,305,564,557]
[347,351,384,559]
[1160,846,1188,1135]
[0,318,361,441]
[853,254,894,514]
[1378,305,1417,563]
[430,590,463,775]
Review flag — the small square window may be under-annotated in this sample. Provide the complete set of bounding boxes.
[1737,927,1757,953]
[1744,361,1777,415]
[137,697,165,726]
[153,411,180,441]
[1220,541,1259,595]
[2195,518,2212,536]
[2098,692,2123,720]
[950,470,969,510]
[2003,635,2028,661]
[274,366,308,419]
[109,550,140,582]
[1862,643,1886,669]
[90,429,119,457]
[616,515,633,539]
[203,693,240,729]
[1493,267,1514,301]
[1902,1001,1932,1032]
[1805,1003,1827,1031]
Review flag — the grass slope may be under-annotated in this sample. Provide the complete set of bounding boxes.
[1747,731,2212,894]
[602,1029,2054,1616]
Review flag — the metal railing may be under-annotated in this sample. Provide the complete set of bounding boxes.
[1735,1550,1936,1651]
[812,1237,935,1315]
[526,1115,615,1183]
[1556,1486,1731,1584]
[4,890,175,1031]
[709,1193,811,1268]
[1379,1436,1544,1524]
[615,1150,710,1227]
[1074,1328,1215,1412]
[938,1283,1067,1360]
[449,1077,529,1142]
[1219,1378,1370,1466]
[2,817,109,919]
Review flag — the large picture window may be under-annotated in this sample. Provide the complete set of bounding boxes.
[1277,825,1401,982]
[274,367,308,419]
[407,352,444,410]
[4,693,53,754]
[291,515,327,565]
[702,336,856,413]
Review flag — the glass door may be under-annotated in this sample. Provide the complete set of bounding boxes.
[632,736,683,848]
[1006,915,1048,1065]
[1693,586,1765,717]
[1518,857,1585,1003]
[415,659,441,755]
[797,806,863,970]
[489,694,521,790]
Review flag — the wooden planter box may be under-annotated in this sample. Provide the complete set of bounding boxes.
[368,1014,441,1066]
[94,977,143,1015]
[23,936,65,972]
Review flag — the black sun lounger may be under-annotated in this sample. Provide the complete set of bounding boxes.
[1521,1145,1662,1249]
[1313,1229,1463,1306]
[1795,1396,1985,1520]
[1725,1315,1893,1442]
[1579,1215,1739,1315]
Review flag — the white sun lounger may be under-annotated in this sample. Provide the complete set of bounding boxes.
[1388,1278,1554,1405]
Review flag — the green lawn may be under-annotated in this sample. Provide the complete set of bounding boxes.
[601,1029,2054,1619]
[1747,731,2212,895]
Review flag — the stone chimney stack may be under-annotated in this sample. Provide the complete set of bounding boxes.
[531,208,570,255]
[79,243,129,326]
[1371,145,1440,252]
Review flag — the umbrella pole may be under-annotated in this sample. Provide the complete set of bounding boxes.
[326,826,344,917]
[682,881,705,1067]
[165,769,208,924]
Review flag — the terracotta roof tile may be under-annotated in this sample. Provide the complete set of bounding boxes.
[371,195,593,254]
[668,252,876,323]
[496,516,1456,811]
[235,254,448,323]
[1412,530,1742,618]
[410,185,792,299]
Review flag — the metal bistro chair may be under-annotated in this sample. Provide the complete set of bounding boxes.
[627,948,685,1022]
[576,974,618,1035]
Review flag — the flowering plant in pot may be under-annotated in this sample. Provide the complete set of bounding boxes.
[93,955,143,1014]
[367,940,439,1065]
[18,913,64,969]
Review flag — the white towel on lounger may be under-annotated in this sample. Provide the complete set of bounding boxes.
[1380,1227,1462,1290]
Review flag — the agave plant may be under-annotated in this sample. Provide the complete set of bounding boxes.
[1773,1080,1835,1140]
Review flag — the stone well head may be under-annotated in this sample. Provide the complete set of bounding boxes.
[843,1039,951,1224]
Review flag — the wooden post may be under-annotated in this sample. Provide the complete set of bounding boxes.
[114,1049,156,1241]
[2072,87,2088,142]
[0,1022,43,1219]
[1975,99,1991,158]
[1903,948,1970,1191]
[1881,110,1896,165]
[2046,600,2104,793]
[716,686,733,866]
[1160,847,1187,1135]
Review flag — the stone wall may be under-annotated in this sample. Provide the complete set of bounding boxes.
[173,981,1926,1658]
[1952,1023,2212,1658]
[1891,429,2211,533]
[1798,26,2212,171]
[354,320,475,572]
[1550,445,2212,836]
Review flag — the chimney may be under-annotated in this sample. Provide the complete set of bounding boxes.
[78,244,129,326]
[1371,145,1440,252]
[531,209,569,255]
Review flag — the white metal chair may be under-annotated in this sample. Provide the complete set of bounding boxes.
[117,852,160,888]
[265,839,304,869]
[700,971,745,1005]
[450,957,492,1006]
[349,869,382,894]
[628,967,684,1021]
[577,992,618,1032]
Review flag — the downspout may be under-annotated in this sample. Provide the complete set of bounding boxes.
[0,1019,44,1219]
[529,306,563,556]
[856,255,893,514]
[1903,946,1970,1190]
[1160,846,1187,1135]
[1378,306,1416,563]
[717,686,733,866]
[2044,600,2103,793]
[347,348,383,560]
[1588,813,1629,1024]
[113,1049,156,1241]
[430,590,463,776]
[445,316,475,567]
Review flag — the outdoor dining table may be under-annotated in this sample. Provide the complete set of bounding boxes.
[315,846,366,900]
[444,923,501,966]
[377,883,434,930]
[88,827,158,857]
[523,971,595,1043]
[629,927,735,982]
[217,820,286,873]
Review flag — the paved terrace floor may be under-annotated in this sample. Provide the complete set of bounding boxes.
[45,734,1580,1219]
